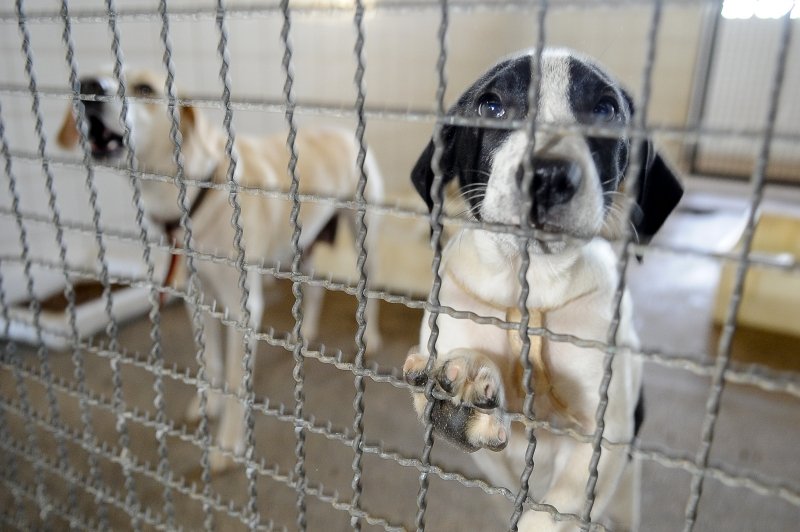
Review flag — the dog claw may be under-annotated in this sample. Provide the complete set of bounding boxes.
[405,370,427,387]
[473,382,499,409]
[438,359,463,394]
[444,362,460,384]
[403,352,429,387]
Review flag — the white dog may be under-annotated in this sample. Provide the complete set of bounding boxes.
[403,49,683,530]
[58,69,384,471]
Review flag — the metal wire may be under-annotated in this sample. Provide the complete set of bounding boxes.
[212,1,262,529]
[102,4,147,531]
[4,152,800,279]
[581,0,664,526]
[0,153,33,531]
[7,252,798,425]
[152,1,203,525]
[0,384,395,531]
[682,12,795,532]
[4,308,798,532]
[3,311,798,515]
[111,0,214,527]
[0,0,747,24]
[349,1,372,529]
[5,83,800,151]
[0,329,592,530]
[278,0,310,526]
[7,358,800,531]
[508,2,549,529]
[0,436,98,531]
[2,237,798,403]
[415,1,450,530]
[13,0,81,524]
[2,0,800,530]
[58,1,124,527]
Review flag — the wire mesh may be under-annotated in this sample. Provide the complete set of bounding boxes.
[278,0,310,528]
[0,0,799,531]
[682,10,795,532]
[508,2,548,530]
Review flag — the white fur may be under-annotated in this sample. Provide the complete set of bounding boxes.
[405,50,646,531]
[59,69,386,473]
[416,230,642,531]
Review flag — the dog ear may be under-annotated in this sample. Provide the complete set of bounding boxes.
[410,127,457,213]
[178,104,223,179]
[56,107,79,150]
[630,140,683,242]
[619,89,683,241]
[179,104,199,140]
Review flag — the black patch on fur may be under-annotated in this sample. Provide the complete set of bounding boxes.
[430,401,480,453]
[627,387,645,462]
[411,55,533,218]
[566,56,683,241]
[632,144,684,240]
[313,215,339,246]
[634,387,645,437]
[567,56,631,204]
[473,393,499,410]
[403,367,428,388]
[303,215,339,261]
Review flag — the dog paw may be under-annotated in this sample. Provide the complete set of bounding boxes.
[403,348,509,452]
[185,391,224,429]
[208,448,239,475]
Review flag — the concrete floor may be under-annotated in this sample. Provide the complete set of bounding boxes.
[1,188,800,531]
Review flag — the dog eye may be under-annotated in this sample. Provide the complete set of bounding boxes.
[592,97,618,122]
[477,94,506,119]
[132,83,155,97]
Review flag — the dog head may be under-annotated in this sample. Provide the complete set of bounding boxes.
[411,48,683,253]
[57,69,222,221]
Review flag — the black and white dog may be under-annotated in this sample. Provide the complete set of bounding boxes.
[403,49,682,530]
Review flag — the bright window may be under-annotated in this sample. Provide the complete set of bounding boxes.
[721,0,799,19]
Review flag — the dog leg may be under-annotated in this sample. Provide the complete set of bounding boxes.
[299,281,324,343]
[516,441,630,532]
[403,348,509,452]
[185,306,225,425]
[602,455,641,532]
[210,270,264,474]
[363,296,382,354]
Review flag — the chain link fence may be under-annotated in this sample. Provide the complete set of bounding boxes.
[1,0,799,530]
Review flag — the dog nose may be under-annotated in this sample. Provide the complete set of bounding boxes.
[79,78,107,97]
[535,159,581,208]
[517,158,581,216]
[79,78,107,112]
